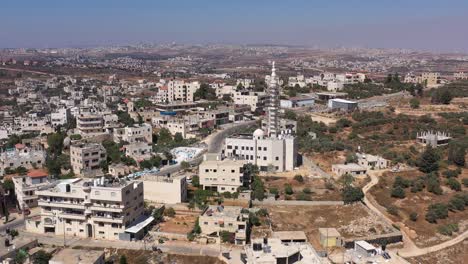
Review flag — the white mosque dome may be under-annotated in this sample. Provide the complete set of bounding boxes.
[253,129,265,138]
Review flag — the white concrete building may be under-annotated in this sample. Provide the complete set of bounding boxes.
[167,79,200,102]
[199,205,248,245]
[0,144,46,177]
[70,143,107,178]
[233,91,268,112]
[51,108,71,127]
[113,123,152,144]
[142,174,187,204]
[331,163,367,177]
[12,169,53,210]
[356,153,389,170]
[225,63,297,172]
[26,178,147,241]
[124,142,152,161]
[77,114,105,136]
[199,155,248,193]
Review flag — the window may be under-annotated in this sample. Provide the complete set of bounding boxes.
[99,231,105,234]
[94,191,100,195]
[204,222,208,225]
[263,157,267,161]
[99,222,104,227]
[111,192,116,197]
[263,147,267,151]
[66,228,72,231]
[275,156,279,161]
[231,170,235,173]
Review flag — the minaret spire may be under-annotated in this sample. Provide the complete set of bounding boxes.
[267,61,279,137]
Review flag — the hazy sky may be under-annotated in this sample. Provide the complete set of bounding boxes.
[2,0,468,52]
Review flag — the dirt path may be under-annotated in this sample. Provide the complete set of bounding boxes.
[362,170,468,258]
[0,67,53,76]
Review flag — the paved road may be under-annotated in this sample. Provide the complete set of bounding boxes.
[155,120,257,176]
[362,170,468,258]
[0,218,25,233]
[22,231,221,257]
[0,67,52,76]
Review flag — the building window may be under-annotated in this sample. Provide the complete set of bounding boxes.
[99,231,105,234]
[231,170,235,173]
[263,147,267,151]
[94,191,100,195]
[263,157,267,161]
[275,156,279,161]
[99,222,104,227]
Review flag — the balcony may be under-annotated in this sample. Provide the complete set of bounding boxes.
[60,212,86,221]
[91,215,124,223]
[90,205,124,213]
[38,201,85,210]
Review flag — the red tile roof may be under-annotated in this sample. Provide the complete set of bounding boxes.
[27,169,48,178]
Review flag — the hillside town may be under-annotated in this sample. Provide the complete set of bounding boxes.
[1,7,468,263]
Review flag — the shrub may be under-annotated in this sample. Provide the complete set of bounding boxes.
[220,231,233,243]
[293,174,304,183]
[393,176,411,188]
[463,179,468,188]
[443,169,460,178]
[325,181,335,190]
[425,203,449,223]
[256,208,269,217]
[284,184,294,195]
[342,186,364,204]
[303,187,312,194]
[164,207,176,217]
[391,186,406,199]
[409,212,418,221]
[269,187,279,198]
[448,196,465,211]
[410,179,425,193]
[387,205,399,216]
[446,178,462,192]
[409,98,420,109]
[249,213,261,226]
[438,223,459,236]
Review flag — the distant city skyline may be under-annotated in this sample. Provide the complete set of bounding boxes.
[2,0,468,52]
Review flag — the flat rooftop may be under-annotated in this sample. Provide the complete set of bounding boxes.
[203,205,242,219]
[49,248,104,264]
[332,163,366,171]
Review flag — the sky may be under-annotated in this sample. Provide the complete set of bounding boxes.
[1,0,468,52]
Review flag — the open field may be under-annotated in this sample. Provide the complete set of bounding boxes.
[369,170,468,247]
[265,203,395,250]
[406,240,468,264]
[261,175,342,201]
[157,211,198,235]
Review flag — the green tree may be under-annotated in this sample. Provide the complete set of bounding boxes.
[119,255,128,264]
[342,186,364,204]
[191,175,200,187]
[174,132,184,143]
[284,110,297,120]
[284,184,294,195]
[293,174,304,183]
[164,207,176,217]
[409,98,420,109]
[32,250,52,264]
[15,249,28,264]
[446,178,461,192]
[425,203,448,223]
[431,89,453,104]
[194,83,217,100]
[448,143,466,167]
[391,186,406,199]
[345,153,358,164]
[220,231,232,243]
[180,161,190,171]
[417,146,440,173]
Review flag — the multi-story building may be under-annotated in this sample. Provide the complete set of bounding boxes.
[76,114,105,136]
[13,169,53,210]
[51,108,71,127]
[113,123,152,144]
[199,155,248,193]
[224,130,297,172]
[233,91,268,112]
[199,205,249,245]
[225,63,297,172]
[70,143,107,177]
[454,72,467,80]
[142,174,187,204]
[0,144,46,177]
[165,80,200,103]
[404,72,441,87]
[26,178,146,241]
[124,142,152,161]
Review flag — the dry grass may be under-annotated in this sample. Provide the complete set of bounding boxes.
[407,240,468,264]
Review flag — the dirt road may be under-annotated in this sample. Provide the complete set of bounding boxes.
[362,170,468,258]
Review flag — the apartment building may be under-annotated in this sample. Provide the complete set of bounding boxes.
[165,80,200,102]
[51,108,70,127]
[26,178,146,241]
[142,174,187,204]
[0,144,46,177]
[13,169,53,210]
[233,91,268,112]
[124,142,152,161]
[454,72,467,80]
[152,114,215,139]
[199,205,248,245]
[199,155,248,193]
[224,129,297,172]
[70,143,107,177]
[77,114,105,136]
[113,123,152,144]
[404,72,441,87]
